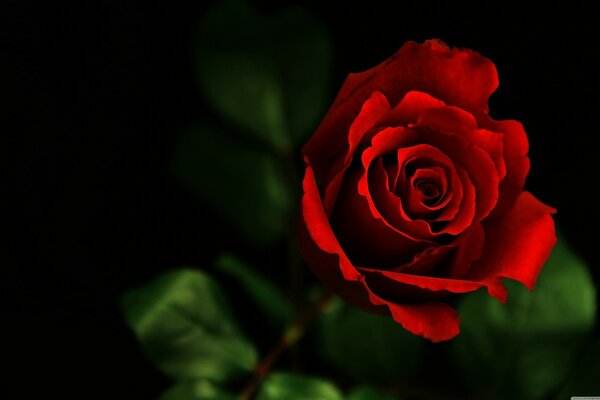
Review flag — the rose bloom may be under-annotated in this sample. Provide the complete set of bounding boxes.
[298,40,556,342]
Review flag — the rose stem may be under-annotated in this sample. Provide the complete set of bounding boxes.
[238,290,333,400]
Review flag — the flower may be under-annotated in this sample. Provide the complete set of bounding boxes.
[298,39,556,342]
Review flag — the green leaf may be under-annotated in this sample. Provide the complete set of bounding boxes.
[256,372,343,400]
[215,253,292,328]
[121,268,258,383]
[450,239,597,400]
[195,0,332,150]
[172,123,291,246]
[348,386,399,400]
[557,337,600,398]
[315,297,425,382]
[159,380,236,400]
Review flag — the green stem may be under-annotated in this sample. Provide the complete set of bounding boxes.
[238,290,332,400]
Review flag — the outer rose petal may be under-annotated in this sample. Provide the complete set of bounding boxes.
[386,302,460,343]
[468,191,557,291]
[356,224,487,298]
[383,90,446,126]
[447,223,486,278]
[480,117,530,217]
[304,39,499,180]
[360,267,485,296]
[324,91,391,213]
[299,159,461,342]
[394,244,454,275]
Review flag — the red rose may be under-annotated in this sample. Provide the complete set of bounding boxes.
[298,39,557,342]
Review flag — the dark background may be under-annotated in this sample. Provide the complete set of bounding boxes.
[3,1,598,398]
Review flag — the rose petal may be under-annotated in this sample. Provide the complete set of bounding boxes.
[414,126,499,221]
[299,159,461,342]
[356,222,497,303]
[431,163,463,223]
[354,221,499,304]
[383,90,446,126]
[365,126,421,158]
[365,144,460,238]
[368,158,433,239]
[360,137,475,238]
[417,105,478,131]
[480,117,530,217]
[299,160,370,302]
[418,106,506,180]
[386,301,460,342]
[359,267,485,297]
[446,222,486,278]
[394,146,454,200]
[393,244,454,275]
[331,166,427,267]
[440,167,476,235]
[303,39,499,180]
[407,167,451,216]
[468,191,557,292]
[324,91,392,213]
[375,39,499,113]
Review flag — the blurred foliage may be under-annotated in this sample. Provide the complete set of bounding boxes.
[558,337,600,398]
[121,242,598,399]
[159,380,236,400]
[216,253,293,329]
[173,0,333,247]
[314,297,425,383]
[172,123,291,246]
[256,373,343,400]
[119,268,409,399]
[347,386,400,400]
[121,268,257,383]
[450,239,597,400]
[255,374,400,400]
[195,0,332,152]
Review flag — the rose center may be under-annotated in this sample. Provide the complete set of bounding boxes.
[407,165,448,208]
[415,180,441,203]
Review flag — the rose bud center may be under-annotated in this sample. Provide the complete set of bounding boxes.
[416,180,440,203]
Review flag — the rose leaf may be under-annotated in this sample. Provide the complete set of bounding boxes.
[450,237,597,400]
[195,0,333,151]
[171,123,291,246]
[120,268,258,383]
[314,297,425,382]
[256,372,343,400]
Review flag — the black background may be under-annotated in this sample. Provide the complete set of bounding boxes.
[3,1,598,398]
